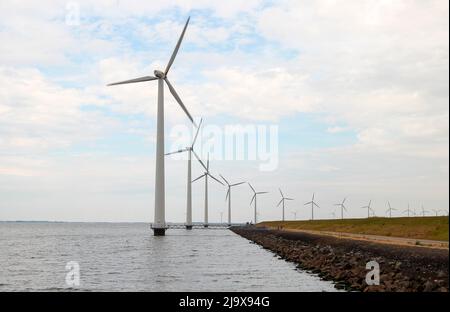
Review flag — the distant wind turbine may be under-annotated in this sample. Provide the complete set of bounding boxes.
[432,209,440,217]
[386,201,396,218]
[192,154,223,227]
[403,203,413,217]
[361,200,374,218]
[107,17,194,236]
[277,189,294,221]
[248,183,268,224]
[334,197,347,220]
[292,210,298,220]
[330,211,336,219]
[421,205,429,217]
[221,175,245,226]
[165,118,203,229]
[304,193,320,220]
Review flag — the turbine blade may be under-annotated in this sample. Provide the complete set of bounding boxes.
[219,174,230,186]
[314,202,320,208]
[250,195,255,206]
[225,188,230,201]
[257,192,268,194]
[305,201,312,205]
[208,173,224,185]
[285,198,294,200]
[277,199,283,207]
[191,118,203,147]
[165,17,190,75]
[165,148,188,156]
[107,76,157,86]
[192,174,205,183]
[164,78,196,126]
[279,188,284,197]
[231,182,245,187]
[192,150,207,171]
[248,182,256,193]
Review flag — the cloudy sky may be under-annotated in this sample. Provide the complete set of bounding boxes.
[0,0,448,223]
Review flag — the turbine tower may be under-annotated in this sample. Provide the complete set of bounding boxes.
[361,200,374,218]
[221,175,245,226]
[277,189,294,221]
[386,201,396,218]
[334,197,347,220]
[107,17,194,236]
[304,193,320,220]
[248,183,268,224]
[165,119,203,229]
[192,154,223,227]
[421,205,429,217]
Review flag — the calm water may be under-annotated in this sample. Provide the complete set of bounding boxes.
[0,222,338,292]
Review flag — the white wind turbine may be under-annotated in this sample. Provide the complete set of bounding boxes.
[432,209,441,217]
[334,197,347,220]
[107,17,194,236]
[248,183,268,224]
[165,119,203,229]
[386,201,396,218]
[220,175,245,226]
[277,189,294,221]
[304,193,319,220]
[192,154,224,228]
[361,200,374,218]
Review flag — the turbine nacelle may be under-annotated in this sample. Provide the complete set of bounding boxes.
[154,70,166,79]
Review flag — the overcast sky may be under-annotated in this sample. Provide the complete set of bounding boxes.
[0,0,448,222]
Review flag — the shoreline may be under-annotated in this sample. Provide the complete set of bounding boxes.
[230,226,449,292]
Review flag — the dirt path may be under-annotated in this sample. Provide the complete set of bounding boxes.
[275,228,449,249]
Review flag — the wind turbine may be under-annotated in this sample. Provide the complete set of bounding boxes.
[291,210,299,220]
[304,193,320,220]
[386,201,396,218]
[220,175,245,226]
[334,197,347,220]
[248,183,268,224]
[403,203,413,217]
[432,209,440,217]
[361,200,374,218]
[107,17,194,236]
[277,189,294,221]
[421,205,429,217]
[192,154,223,228]
[165,119,203,229]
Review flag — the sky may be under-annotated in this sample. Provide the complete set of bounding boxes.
[0,0,448,223]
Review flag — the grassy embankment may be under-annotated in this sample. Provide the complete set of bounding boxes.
[258,216,449,241]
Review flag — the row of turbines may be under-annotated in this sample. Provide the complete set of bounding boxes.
[106,17,447,236]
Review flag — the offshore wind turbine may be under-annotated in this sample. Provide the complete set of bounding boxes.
[304,193,320,220]
[334,197,347,220]
[107,17,194,236]
[165,119,203,229]
[192,154,223,227]
[277,189,294,221]
[361,200,374,218]
[248,183,268,224]
[221,175,245,226]
[386,201,396,218]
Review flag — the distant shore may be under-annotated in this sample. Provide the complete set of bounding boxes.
[230,226,449,292]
